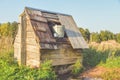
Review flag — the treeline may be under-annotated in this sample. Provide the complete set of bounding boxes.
[79,28,120,43]
[0,22,18,38]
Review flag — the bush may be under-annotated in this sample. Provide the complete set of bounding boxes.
[0,59,56,80]
[72,59,83,75]
[82,48,109,67]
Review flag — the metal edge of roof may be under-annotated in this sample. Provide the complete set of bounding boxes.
[25,6,72,16]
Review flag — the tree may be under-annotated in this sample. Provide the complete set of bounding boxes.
[116,33,120,43]
[90,32,101,43]
[99,30,115,41]
[0,22,18,37]
[79,28,90,43]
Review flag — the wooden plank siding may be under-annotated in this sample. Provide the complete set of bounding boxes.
[58,15,88,49]
[41,44,82,66]
[25,17,40,67]
[42,12,58,19]
[14,17,22,65]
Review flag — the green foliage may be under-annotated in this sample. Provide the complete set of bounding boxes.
[0,22,18,38]
[100,30,114,41]
[82,48,109,67]
[72,59,83,75]
[79,28,90,42]
[100,57,120,68]
[116,33,120,43]
[79,27,119,43]
[0,59,56,80]
[90,32,101,43]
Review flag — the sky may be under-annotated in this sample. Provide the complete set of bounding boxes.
[0,0,120,33]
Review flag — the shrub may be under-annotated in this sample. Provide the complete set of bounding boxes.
[72,59,83,75]
[0,59,56,80]
[82,48,109,67]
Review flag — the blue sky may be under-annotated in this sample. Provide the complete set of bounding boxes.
[0,0,120,33]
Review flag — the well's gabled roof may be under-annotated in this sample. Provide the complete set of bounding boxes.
[25,7,71,16]
[23,7,89,49]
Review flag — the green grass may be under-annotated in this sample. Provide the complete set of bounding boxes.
[99,57,120,68]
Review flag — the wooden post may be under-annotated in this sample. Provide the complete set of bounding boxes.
[20,15,26,65]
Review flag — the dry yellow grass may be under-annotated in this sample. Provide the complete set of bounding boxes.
[0,37,13,53]
[89,40,120,51]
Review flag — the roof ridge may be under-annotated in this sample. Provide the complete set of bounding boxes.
[25,6,71,16]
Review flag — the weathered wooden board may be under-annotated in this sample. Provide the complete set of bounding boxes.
[14,43,21,48]
[31,20,57,49]
[26,31,35,38]
[40,43,58,49]
[58,15,88,49]
[29,15,47,22]
[26,44,39,50]
[26,38,37,45]
[52,58,80,66]
[26,8,42,16]
[42,12,58,19]
[47,18,60,23]
[26,51,40,67]
[41,44,82,66]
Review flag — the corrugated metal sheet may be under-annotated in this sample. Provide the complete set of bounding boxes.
[58,15,88,49]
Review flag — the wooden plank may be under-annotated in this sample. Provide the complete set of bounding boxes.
[26,45,39,51]
[14,38,21,43]
[14,43,21,48]
[26,48,39,53]
[26,38,37,43]
[26,8,42,16]
[52,58,80,66]
[42,12,58,19]
[26,51,40,67]
[26,31,34,38]
[47,18,60,23]
[30,15,47,22]
[58,15,88,49]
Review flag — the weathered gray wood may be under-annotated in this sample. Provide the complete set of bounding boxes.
[41,44,82,66]
[30,15,47,22]
[42,12,58,19]
[14,16,22,65]
[20,15,27,65]
[58,15,88,49]
[52,58,80,66]
[26,31,35,38]
[26,51,40,67]
[47,18,60,23]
